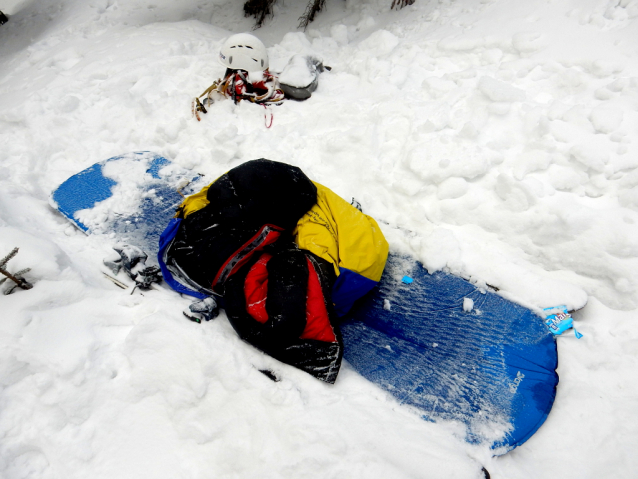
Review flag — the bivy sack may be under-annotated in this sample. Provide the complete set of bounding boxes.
[278,55,328,101]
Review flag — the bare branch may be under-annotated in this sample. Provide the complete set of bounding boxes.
[244,0,278,29]
[298,0,326,30]
[391,0,416,10]
[0,267,33,291]
[0,247,19,268]
[0,247,33,292]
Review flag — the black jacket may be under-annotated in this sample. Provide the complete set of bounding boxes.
[164,159,343,382]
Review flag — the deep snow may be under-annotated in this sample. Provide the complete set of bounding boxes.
[0,0,637,478]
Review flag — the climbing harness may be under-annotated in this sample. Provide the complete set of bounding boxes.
[191,70,284,123]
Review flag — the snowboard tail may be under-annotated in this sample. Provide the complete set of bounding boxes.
[340,256,558,451]
[50,152,203,257]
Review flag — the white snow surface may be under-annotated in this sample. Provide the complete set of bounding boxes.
[1,0,638,477]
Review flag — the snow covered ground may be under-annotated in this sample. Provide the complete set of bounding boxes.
[1,0,637,477]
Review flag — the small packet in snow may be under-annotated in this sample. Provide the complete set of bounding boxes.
[543,305,583,338]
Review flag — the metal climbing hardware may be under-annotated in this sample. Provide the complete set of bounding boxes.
[104,245,163,293]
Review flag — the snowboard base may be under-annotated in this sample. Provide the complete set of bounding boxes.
[51,153,560,453]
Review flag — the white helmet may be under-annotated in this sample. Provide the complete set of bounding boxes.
[218,33,269,72]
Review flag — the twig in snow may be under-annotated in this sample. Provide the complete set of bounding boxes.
[0,247,33,293]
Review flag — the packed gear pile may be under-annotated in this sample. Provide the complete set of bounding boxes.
[158,159,389,383]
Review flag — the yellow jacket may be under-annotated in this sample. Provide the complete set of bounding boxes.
[294,182,388,316]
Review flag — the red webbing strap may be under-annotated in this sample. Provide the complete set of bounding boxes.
[263,104,273,128]
[211,224,283,290]
[244,254,271,324]
[301,257,337,343]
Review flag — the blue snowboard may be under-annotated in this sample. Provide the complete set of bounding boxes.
[50,151,204,256]
[51,153,559,453]
[340,257,557,452]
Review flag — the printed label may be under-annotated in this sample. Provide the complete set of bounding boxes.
[544,305,574,335]
[509,371,525,393]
